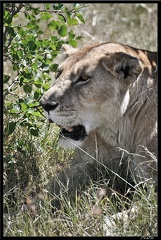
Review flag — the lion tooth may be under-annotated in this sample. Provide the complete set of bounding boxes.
[57,125,73,132]
[65,127,73,132]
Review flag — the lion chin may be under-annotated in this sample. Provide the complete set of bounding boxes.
[59,137,83,150]
[48,116,88,149]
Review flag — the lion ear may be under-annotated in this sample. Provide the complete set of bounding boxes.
[62,44,79,57]
[102,52,143,80]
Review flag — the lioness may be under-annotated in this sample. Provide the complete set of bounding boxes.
[40,42,157,208]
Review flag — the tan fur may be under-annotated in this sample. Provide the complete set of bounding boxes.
[40,42,157,208]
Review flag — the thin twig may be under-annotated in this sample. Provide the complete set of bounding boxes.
[3,3,24,51]
[3,75,19,99]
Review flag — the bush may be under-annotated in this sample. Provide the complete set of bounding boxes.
[4,3,86,138]
[3,2,86,233]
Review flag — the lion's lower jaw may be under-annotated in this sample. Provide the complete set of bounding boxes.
[59,137,84,150]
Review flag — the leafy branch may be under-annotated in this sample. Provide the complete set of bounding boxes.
[3,3,24,45]
[3,3,87,137]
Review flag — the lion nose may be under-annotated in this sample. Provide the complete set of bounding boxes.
[40,98,59,112]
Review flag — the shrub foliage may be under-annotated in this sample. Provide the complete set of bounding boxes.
[3,3,85,137]
[3,1,85,227]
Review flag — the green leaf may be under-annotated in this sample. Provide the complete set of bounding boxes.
[6,26,15,36]
[17,27,26,37]
[51,36,58,42]
[13,64,19,71]
[43,83,50,90]
[45,3,50,10]
[76,36,83,40]
[26,21,37,29]
[27,41,37,51]
[42,71,50,78]
[69,39,78,47]
[35,40,41,48]
[4,75,10,83]
[41,12,53,20]
[13,13,19,18]
[20,102,28,111]
[69,30,75,40]
[48,20,57,30]
[30,127,39,136]
[28,110,42,117]
[17,50,23,58]
[4,12,12,25]
[53,3,64,10]
[58,14,66,22]
[76,13,85,23]
[5,122,16,135]
[25,12,36,20]
[49,42,56,50]
[42,39,50,48]
[33,79,42,85]
[21,70,33,79]
[67,18,79,26]
[58,25,67,37]
[50,63,59,72]
[23,85,32,93]
[32,8,40,15]
[34,90,41,99]
[12,53,19,61]
[64,7,72,19]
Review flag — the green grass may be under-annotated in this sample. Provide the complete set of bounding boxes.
[3,133,157,236]
[3,124,157,236]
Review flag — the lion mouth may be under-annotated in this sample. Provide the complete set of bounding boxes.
[61,125,87,141]
[49,119,87,141]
